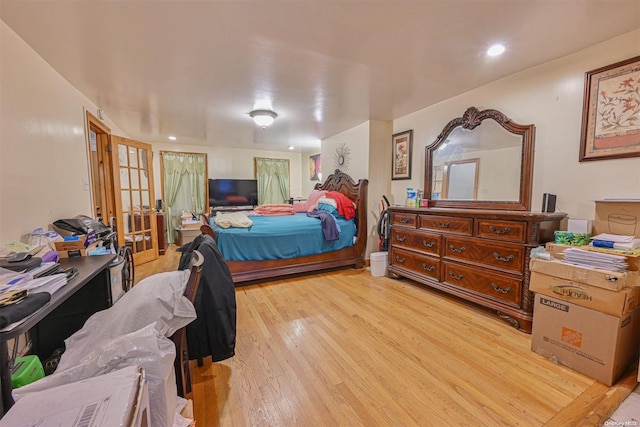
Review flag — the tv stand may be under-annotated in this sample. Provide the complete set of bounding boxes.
[210,205,255,214]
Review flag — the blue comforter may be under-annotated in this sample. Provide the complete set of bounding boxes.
[211,213,356,261]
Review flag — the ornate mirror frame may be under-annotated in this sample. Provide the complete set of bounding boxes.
[424,107,535,211]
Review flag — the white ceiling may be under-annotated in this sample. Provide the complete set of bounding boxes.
[1,1,639,152]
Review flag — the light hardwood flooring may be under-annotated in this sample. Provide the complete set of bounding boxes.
[137,247,639,426]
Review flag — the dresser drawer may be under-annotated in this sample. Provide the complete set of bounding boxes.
[442,262,522,306]
[476,220,526,243]
[419,215,472,235]
[390,247,440,280]
[391,229,440,256]
[392,212,417,227]
[444,236,525,275]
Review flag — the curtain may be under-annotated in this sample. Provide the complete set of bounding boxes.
[255,158,290,204]
[161,152,207,244]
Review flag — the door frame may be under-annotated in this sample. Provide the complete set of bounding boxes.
[85,111,116,225]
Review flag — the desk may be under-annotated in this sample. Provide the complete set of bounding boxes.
[0,254,115,415]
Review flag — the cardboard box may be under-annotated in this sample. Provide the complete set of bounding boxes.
[530,258,639,291]
[531,294,640,386]
[53,235,87,251]
[546,242,569,260]
[57,241,101,258]
[58,248,88,258]
[530,272,640,316]
[3,366,150,426]
[554,231,591,246]
[594,199,640,239]
[181,219,202,229]
[176,227,200,246]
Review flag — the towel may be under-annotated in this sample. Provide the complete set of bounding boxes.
[214,212,253,229]
[254,204,295,216]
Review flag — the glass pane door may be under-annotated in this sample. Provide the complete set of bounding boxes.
[112,136,158,265]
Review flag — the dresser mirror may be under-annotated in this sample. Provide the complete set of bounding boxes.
[424,107,534,211]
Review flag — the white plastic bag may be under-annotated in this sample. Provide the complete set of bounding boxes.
[14,324,178,427]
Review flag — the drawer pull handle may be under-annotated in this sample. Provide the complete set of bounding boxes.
[491,283,512,294]
[396,235,407,242]
[493,252,515,263]
[489,226,511,235]
[395,255,406,263]
[437,221,451,228]
[422,263,435,272]
[399,218,411,224]
[449,244,465,253]
[422,240,435,248]
[449,271,464,280]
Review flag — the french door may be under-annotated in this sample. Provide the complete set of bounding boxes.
[111,136,158,265]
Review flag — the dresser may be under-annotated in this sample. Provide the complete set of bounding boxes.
[387,207,565,332]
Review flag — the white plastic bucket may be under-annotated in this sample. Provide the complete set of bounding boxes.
[370,252,388,277]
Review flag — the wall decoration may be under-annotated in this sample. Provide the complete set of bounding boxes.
[579,55,640,161]
[333,142,351,172]
[309,153,322,180]
[392,130,413,180]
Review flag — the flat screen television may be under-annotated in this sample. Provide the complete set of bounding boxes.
[209,178,258,208]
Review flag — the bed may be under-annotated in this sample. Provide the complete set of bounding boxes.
[200,169,368,284]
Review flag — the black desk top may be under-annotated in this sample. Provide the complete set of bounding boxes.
[0,254,116,341]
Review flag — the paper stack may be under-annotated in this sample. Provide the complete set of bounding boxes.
[563,247,628,272]
[591,233,640,250]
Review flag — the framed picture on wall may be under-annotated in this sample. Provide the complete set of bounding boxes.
[579,55,640,162]
[392,130,413,180]
[309,153,321,180]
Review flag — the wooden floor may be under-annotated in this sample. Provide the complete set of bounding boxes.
[137,247,638,427]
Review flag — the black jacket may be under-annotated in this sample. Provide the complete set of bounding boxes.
[178,234,236,362]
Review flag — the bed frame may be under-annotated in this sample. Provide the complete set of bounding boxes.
[200,169,368,285]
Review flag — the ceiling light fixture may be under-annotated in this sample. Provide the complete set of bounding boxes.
[487,43,506,57]
[249,109,278,127]
[168,136,177,140]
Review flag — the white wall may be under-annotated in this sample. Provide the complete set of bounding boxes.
[150,142,303,203]
[321,122,370,181]
[392,29,640,221]
[0,21,126,242]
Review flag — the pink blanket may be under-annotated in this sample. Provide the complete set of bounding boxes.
[254,203,295,216]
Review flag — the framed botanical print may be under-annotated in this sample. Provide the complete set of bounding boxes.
[579,56,640,161]
[392,130,413,180]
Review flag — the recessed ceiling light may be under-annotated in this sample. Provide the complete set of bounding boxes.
[168,136,177,141]
[288,146,294,150]
[487,44,505,57]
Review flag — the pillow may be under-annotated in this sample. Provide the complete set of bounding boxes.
[293,201,308,213]
[306,189,327,212]
[60,270,196,366]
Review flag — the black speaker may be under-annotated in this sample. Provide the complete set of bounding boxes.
[541,193,557,213]
[155,199,163,211]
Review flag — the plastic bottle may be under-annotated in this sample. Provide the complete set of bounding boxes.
[406,187,417,207]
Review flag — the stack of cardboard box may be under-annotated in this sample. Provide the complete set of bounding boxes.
[530,200,640,385]
[175,211,202,246]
